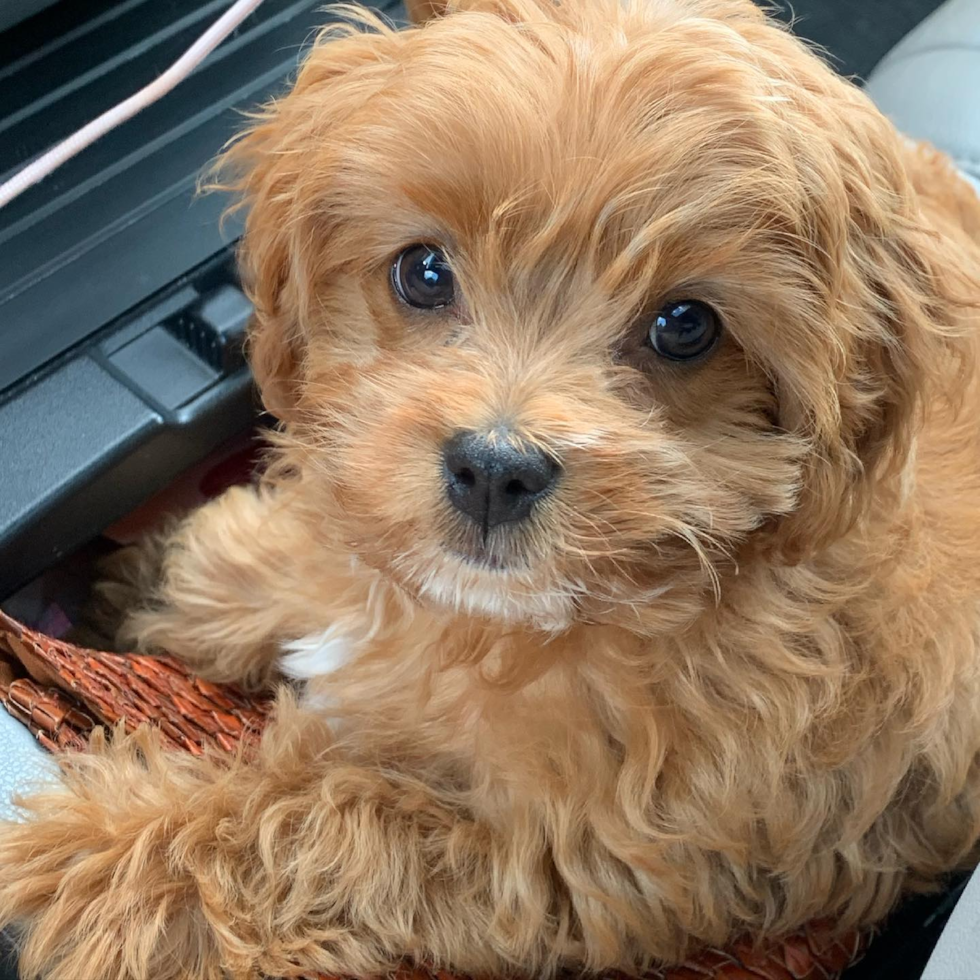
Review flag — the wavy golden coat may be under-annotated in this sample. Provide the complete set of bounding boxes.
[3,0,980,977]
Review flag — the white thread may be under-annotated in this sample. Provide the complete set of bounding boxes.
[0,0,266,210]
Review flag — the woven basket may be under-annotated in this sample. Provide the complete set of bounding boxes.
[0,610,868,980]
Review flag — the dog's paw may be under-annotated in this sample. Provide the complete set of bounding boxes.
[71,536,170,651]
[0,811,123,979]
[0,729,220,980]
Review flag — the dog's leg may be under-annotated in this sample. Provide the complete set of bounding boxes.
[105,485,352,690]
[0,697,574,980]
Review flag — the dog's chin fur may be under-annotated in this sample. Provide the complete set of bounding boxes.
[5,1,980,978]
[399,548,579,631]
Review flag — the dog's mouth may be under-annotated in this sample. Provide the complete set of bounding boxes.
[442,520,536,574]
[447,546,511,571]
[397,540,574,630]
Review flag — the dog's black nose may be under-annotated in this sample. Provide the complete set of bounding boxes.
[443,430,559,529]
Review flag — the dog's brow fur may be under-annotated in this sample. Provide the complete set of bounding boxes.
[4,0,980,977]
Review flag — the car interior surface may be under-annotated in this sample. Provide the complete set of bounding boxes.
[0,0,977,978]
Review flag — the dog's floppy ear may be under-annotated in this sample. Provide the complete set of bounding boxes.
[213,14,399,420]
[760,63,980,560]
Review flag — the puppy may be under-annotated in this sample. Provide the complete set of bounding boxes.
[4,0,980,977]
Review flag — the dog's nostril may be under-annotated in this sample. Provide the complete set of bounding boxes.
[456,467,476,488]
[504,478,526,497]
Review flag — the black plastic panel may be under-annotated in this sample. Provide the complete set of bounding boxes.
[0,253,260,597]
[0,357,160,543]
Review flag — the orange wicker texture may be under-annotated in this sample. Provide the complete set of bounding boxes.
[0,611,868,980]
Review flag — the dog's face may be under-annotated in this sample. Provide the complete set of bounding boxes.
[227,0,964,633]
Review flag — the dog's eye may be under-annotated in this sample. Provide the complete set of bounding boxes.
[648,300,720,361]
[392,244,455,310]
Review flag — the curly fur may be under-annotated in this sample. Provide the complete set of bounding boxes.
[4,0,980,977]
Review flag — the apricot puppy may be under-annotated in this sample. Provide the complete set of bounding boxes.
[3,0,980,977]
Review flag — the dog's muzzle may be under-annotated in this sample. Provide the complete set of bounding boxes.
[442,429,559,531]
